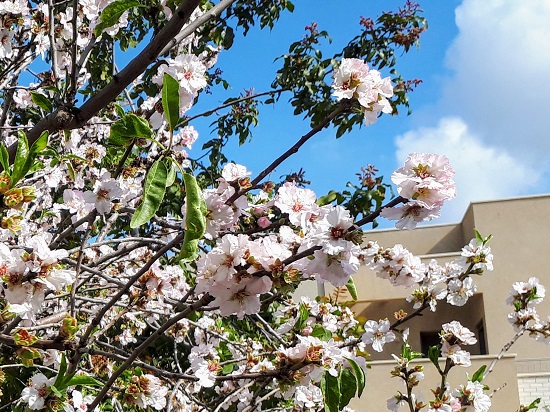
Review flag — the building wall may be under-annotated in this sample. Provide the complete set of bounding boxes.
[465,196,550,358]
[356,195,550,361]
[516,358,550,409]
[345,195,550,410]
[349,355,520,411]
[295,195,550,410]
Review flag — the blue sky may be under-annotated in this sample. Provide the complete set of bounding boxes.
[190,0,550,226]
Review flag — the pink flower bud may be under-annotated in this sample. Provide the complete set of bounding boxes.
[301,325,313,336]
[257,216,271,228]
[253,207,263,216]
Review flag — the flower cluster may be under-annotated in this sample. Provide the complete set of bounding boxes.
[149,53,208,127]
[381,152,456,229]
[122,373,168,410]
[440,321,477,367]
[332,58,394,125]
[451,381,491,412]
[506,277,549,342]
[20,373,56,410]
[362,318,396,352]
[387,323,490,412]
[0,236,75,323]
[193,166,368,320]
[364,236,492,312]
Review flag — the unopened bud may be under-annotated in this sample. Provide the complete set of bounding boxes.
[257,216,271,228]
[21,186,36,203]
[3,188,23,209]
[16,347,41,367]
[13,328,39,346]
[1,215,22,233]
[0,172,11,194]
[59,315,78,340]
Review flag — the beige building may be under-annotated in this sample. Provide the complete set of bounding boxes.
[323,194,550,410]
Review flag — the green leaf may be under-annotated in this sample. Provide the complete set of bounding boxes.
[183,173,206,237]
[54,354,68,388]
[222,27,235,49]
[428,346,441,370]
[317,191,337,206]
[49,385,64,398]
[410,350,423,361]
[179,239,200,264]
[321,371,341,412]
[11,132,29,184]
[164,159,176,188]
[94,0,142,36]
[339,368,357,408]
[294,303,309,331]
[30,92,53,113]
[178,173,207,262]
[345,357,366,397]
[0,144,10,173]
[65,375,103,387]
[12,131,49,185]
[523,398,541,411]
[31,131,49,154]
[345,277,358,301]
[66,161,76,181]
[471,365,486,383]
[222,363,235,375]
[110,113,153,146]
[474,229,483,243]
[162,73,180,133]
[130,159,168,228]
[114,104,125,117]
[311,324,332,341]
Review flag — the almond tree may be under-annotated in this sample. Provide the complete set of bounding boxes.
[0,1,547,411]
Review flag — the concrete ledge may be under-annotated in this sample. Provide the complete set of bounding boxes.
[517,372,550,378]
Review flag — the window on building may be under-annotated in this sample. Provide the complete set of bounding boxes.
[477,320,487,355]
[420,331,441,357]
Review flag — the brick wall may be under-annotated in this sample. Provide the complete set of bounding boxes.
[516,358,550,409]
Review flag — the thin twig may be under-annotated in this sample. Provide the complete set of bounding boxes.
[47,0,60,89]
[182,88,287,126]
[252,314,286,345]
[227,100,353,204]
[61,258,127,287]
[65,236,168,255]
[353,195,407,228]
[87,293,214,410]
[483,329,525,379]
[68,0,78,100]
[71,213,96,315]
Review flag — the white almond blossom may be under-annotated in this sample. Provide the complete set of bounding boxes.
[21,373,56,410]
[362,319,396,352]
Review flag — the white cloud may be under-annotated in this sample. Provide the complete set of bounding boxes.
[391,0,550,222]
[395,117,542,223]
[442,0,550,163]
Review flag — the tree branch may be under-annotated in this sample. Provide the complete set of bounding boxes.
[10,0,208,162]
[353,195,407,228]
[87,293,215,410]
[483,329,525,379]
[226,100,354,204]
[183,88,287,125]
